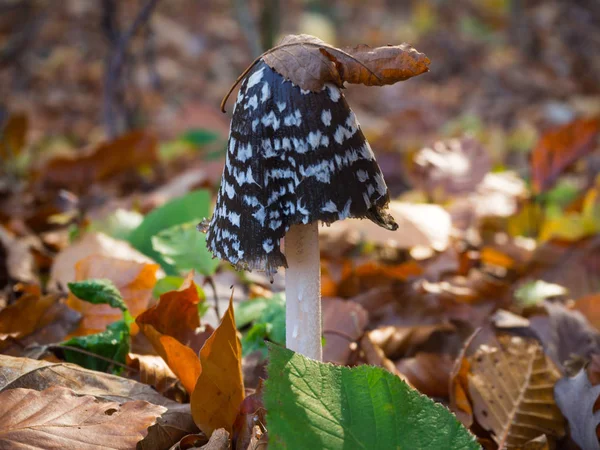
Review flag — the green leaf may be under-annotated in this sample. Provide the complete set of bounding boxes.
[181,129,220,147]
[128,190,211,274]
[238,294,285,356]
[515,280,568,307]
[265,344,479,450]
[87,209,144,241]
[68,279,127,312]
[61,320,130,374]
[151,222,219,276]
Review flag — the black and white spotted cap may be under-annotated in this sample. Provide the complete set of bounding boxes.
[204,60,398,277]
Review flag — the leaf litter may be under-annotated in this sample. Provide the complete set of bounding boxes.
[0,3,600,448]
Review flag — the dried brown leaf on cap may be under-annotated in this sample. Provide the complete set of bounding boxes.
[221,34,430,111]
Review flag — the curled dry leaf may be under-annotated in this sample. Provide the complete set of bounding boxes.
[191,296,244,437]
[137,276,213,394]
[263,34,429,91]
[232,380,266,450]
[0,355,199,450]
[554,369,600,450]
[67,254,158,336]
[0,386,166,450]
[468,334,565,448]
[221,34,429,111]
[127,353,183,399]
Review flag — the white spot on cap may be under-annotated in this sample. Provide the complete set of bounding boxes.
[326,84,341,102]
[237,142,252,162]
[252,119,259,131]
[339,199,352,219]
[356,169,369,182]
[229,211,241,226]
[269,220,282,230]
[244,95,258,110]
[277,101,286,112]
[261,82,271,102]
[247,68,265,89]
[307,131,322,149]
[263,239,274,253]
[253,207,266,226]
[261,111,280,130]
[321,200,338,213]
[284,110,302,127]
[321,110,332,126]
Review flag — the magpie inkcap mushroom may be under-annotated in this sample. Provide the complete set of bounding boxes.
[204,60,398,279]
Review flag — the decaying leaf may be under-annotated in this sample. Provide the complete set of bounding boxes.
[0,226,36,284]
[221,34,429,111]
[232,381,266,450]
[137,276,212,394]
[0,386,166,449]
[468,334,565,448]
[0,355,199,450]
[127,353,182,399]
[191,296,244,437]
[322,297,368,364]
[396,352,455,398]
[0,112,28,160]
[531,118,600,193]
[555,369,600,450]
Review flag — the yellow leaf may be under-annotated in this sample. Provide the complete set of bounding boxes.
[191,296,244,436]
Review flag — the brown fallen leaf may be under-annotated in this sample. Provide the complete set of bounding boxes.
[35,130,158,192]
[0,355,198,450]
[232,381,266,450]
[168,433,209,450]
[531,118,600,194]
[127,353,185,401]
[337,260,423,298]
[0,226,36,285]
[0,112,27,160]
[369,322,456,360]
[322,297,368,364]
[68,254,158,336]
[573,293,600,331]
[221,34,429,111]
[0,386,166,450]
[468,334,565,448]
[396,352,455,398]
[0,290,80,355]
[359,333,409,383]
[137,276,213,394]
[191,296,244,437]
[198,428,230,450]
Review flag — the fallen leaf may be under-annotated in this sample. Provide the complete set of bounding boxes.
[168,433,209,450]
[528,301,600,372]
[0,355,199,450]
[369,322,456,360]
[531,118,600,193]
[396,352,455,398]
[337,260,423,298]
[322,297,368,364]
[573,293,600,331]
[410,137,491,199]
[0,291,80,354]
[555,369,600,450]
[128,353,182,398]
[137,276,212,394]
[0,112,27,160]
[468,334,565,448]
[0,386,166,449]
[262,34,429,92]
[197,428,230,450]
[49,232,160,291]
[35,130,158,191]
[232,381,266,450]
[191,296,244,436]
[67,254,158,336]
[0,226,36,284]
[359,333,407,380]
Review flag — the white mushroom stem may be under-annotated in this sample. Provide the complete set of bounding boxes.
[285,222,322,361]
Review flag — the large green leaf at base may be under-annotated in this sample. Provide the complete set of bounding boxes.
[265,344,479,450]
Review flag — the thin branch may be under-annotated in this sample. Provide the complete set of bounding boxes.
[103,0,160,138]
[205,276,221,319]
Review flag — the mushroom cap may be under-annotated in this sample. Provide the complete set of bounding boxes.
[205,60,397,276]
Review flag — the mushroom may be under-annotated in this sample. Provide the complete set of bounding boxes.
[203,60,397,361]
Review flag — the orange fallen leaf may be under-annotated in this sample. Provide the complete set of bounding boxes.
[67,255,158,336]
[0,292,63,341]
[531,118,600,194]
[573,293,600,331]
[338,260,423,297]
[136,276,212,394]
[191,295,244,436]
